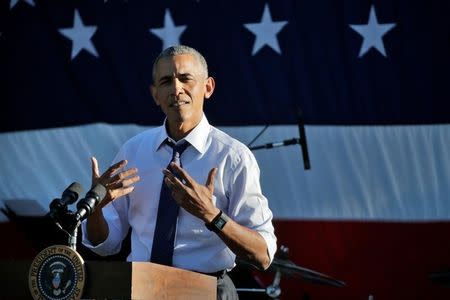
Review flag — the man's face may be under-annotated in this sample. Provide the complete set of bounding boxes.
[151,54,214,126]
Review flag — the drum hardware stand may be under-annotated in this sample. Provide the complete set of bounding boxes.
[236,245,345,298]
[236,268,282,299]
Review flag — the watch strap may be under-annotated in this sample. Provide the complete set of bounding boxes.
[205,210,230,232]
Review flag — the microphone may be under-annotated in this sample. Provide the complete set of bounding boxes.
[75,183,107,222]
[297,109,311,170]
[49,182,83,218]
[249,138,299,150]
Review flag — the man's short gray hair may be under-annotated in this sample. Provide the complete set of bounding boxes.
[152,45,209,82]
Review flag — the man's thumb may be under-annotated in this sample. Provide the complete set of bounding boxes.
[91,156,100,179]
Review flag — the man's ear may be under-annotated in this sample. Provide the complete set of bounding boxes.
[150,84,160,106]
[204,77,215,99]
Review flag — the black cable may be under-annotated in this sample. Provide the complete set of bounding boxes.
[247,125,269,147]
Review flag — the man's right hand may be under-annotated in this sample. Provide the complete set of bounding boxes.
[91,156,140,211]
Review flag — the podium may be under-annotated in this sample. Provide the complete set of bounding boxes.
[0,260,217,299]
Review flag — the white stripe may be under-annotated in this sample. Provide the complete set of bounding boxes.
[0,123,144,222]
[0,124,449,222]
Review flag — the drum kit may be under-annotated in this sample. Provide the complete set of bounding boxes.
[236,245,346,299]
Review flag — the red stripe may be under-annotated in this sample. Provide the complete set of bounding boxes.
[255,220,450,299]
[2,220,450,299]
[0,222,36,259]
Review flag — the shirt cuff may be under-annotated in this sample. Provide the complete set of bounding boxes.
[80,219,121,256]
[258,230,277,264]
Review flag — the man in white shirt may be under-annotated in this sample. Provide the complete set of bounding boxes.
[83,45,277,299]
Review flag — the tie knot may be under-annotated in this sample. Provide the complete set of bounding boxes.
[165,139,190,161]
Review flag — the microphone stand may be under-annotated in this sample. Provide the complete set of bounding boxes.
[248,108,311,170]
[67,215,79,251]
[49,184,106,251]
[249,137,310,170]
[50,208,80,251]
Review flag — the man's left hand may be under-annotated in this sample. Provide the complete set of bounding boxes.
[163,163,219,223]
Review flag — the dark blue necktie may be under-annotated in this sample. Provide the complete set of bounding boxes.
[150,139,190,266]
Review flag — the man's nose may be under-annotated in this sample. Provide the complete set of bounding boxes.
[171,78,184,95]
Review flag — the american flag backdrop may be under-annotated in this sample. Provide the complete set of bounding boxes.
[1,0,449,299]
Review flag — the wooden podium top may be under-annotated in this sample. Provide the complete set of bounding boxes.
[0,260,216,299]
[132,262,216,299]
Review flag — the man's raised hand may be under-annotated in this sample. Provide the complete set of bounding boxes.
[91,156,140,210]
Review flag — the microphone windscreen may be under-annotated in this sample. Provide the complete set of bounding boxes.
[66,182,83,197]
[61,182,83,204]
[90,183,107,201]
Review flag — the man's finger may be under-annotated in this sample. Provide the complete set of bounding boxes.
[108,175,140,189]
[169,163,195,186]
[162,168,183,184]
[205,167,218,191]
[164,171,187,192]
[104,160,128,177]
[109,168,139,183]
[91,156,100,179]
[164,176,177,190]
[162,168,176,181]
[108,186,135,202]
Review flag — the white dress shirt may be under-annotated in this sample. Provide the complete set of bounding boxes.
[82,115,277,273]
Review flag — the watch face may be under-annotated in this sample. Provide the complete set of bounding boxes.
[216,218,226,229]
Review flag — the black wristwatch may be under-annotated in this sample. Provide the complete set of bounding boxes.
[205,210,230,233]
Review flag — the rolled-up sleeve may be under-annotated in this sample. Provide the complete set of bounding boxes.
[227,149,277,263]
[81,196,129,256]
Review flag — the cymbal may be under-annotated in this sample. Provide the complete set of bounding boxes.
[429,271,450,286]
[269,257,346,287]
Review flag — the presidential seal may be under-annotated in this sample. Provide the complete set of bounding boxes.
[28,245,85,300]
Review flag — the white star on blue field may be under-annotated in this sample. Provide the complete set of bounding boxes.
[58,10,99,60]
[244,3,288,56]
[10,0,35,10]
[150,9,187,51]
[349,5,396,58]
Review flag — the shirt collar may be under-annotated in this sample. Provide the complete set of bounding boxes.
[154,114,210,154]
